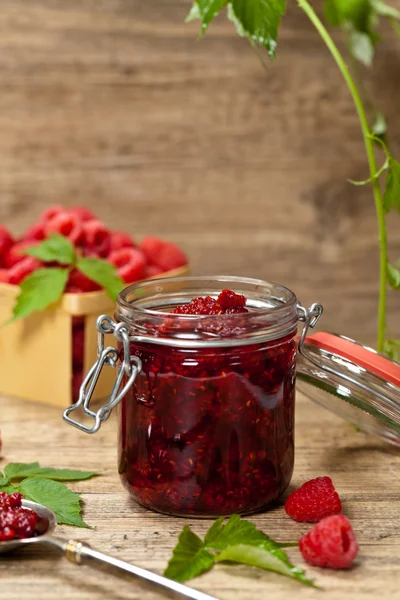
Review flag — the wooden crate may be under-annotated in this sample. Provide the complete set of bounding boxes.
[0,266,189,407]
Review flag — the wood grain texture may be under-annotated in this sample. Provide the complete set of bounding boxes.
[0,0,400,344]
[1,392,399,599]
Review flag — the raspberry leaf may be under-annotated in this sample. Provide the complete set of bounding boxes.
[165,516,313,586]
[5,462,97,482]
[18,477,92,529]
[387,264,400,289]
[76,257,124,301]
[215,543,315,586]
[192,0,227,33]
[230,0,286,57]
[9,268,69,322]
[23,234,76,265]
[164,525,215,582]
[383,158,400,213]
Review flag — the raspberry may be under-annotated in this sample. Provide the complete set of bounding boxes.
[108,248,147,283]
[72,318,85,368]
[0,492,39,541]
[46,212,83,245]
[65,269,101,293]
[0,269,9,283]
[109,231,135,253]
[4,241,37,268]
[299,515,359,569]
[284,476,342,522]
[82,220,111,257]
[140,237,187,271]
[0,226,13,262]
[8,257,42,285]
[69,206,95,222]
[23,222,46,242]
[145,265,164,278]
[40,205,64,223]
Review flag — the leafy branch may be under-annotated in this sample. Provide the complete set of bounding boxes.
[187,0,400,354]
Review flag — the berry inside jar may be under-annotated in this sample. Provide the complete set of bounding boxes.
[117,281,298,517]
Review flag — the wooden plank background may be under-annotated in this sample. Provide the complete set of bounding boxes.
[0,0,399,343]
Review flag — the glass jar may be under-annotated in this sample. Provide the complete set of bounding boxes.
[64,276,323,517]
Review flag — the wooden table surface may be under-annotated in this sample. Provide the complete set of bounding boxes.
[1,392,399,600]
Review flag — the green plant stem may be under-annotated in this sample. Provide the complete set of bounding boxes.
[298,0,388,352]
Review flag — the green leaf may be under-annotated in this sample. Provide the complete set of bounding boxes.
[23,234,76,265]
[195,0,227,33]
[0,484,18,494]
[387,263,400,289]
[0,474,9,486]
[5,462,97,482]
[164,525,215,582]
[348,30,375,66]
[385,339,400,361]
[76,257,124,301]
[215,543,315,586]
[383,158,400,213]
[371,0,400,19]
[227,3,246,36]
[18,478,91,528]
[230,0,286,57]
[371,112,388,138]
[323,0,373,30]
[9,268,69,322]
[186,3,202,23]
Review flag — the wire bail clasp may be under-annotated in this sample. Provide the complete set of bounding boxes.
[297,302,324,357]
[63,315,142,434]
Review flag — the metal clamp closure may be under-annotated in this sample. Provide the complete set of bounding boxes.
[297,302,324,355]
[63,315,142,434]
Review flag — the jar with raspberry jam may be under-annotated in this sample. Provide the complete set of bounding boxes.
[64,276,324,516]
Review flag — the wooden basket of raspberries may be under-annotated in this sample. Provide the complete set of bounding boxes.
[0,205,189,407]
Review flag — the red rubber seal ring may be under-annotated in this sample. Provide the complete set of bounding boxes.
[305,332,400,388]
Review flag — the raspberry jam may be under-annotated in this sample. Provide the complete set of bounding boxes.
[0,492,40,541]
[116,277,299,517]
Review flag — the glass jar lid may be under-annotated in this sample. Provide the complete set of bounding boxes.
[297,331,400,447]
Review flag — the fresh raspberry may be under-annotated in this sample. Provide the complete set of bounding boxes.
[81,220,111,257]
[140,237,187,271]
[8,257,42,285]
[0,226,14,262]
[108,248,147,283]
[23,221,46,242]
[299,515,359,569]
[46,212,83,245]
[145,265,164,278]
[65,269,101,293]
[0,269,9,283]
[72,318,85,368]
[285,476,342,522]
[4,241,37,268]
[109,231,135,253]
[40,205,64,223]
[69,206,95,222]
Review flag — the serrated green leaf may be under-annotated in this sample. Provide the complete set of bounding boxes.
[383,159,400,213]
[349,30,375,66]
[9,268,68,322]
[23,234,76,265]
[227,3,246,36]
[387,263,400,289]
[186,3,201,23]
[5,462,97,482]
[215,543,315,586]
[164,526,215,582]
[195,0,227,33]
[323,0,372,29]
[231,0,286,57]
[76,257,124,301]
[0,474,9,486]
[18,477,91,528]
[0,484,18,494]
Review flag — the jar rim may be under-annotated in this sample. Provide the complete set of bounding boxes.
[117,275,297,318]
[115,276,299,347]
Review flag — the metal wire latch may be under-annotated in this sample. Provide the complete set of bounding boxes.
[63,315,142,434]
[297,302,324,356]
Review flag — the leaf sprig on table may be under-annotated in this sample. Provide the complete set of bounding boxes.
[164,515,314,587]
[10,234,124,323]
[0,461,98,528]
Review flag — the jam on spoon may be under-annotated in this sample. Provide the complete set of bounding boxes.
[0,491,41,541]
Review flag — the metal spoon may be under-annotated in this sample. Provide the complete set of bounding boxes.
[0,500,219,600]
